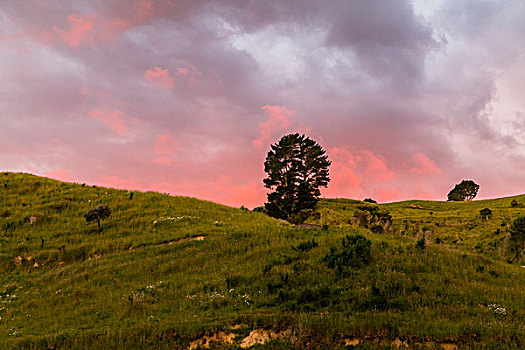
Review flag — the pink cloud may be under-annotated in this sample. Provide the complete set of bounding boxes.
[373,186,403,203]
[98,175,142,191]
[144,66,198,89]
[323,147,396,200]
[328,147,357,167]
[153,157,173,166]
[135,0,155,20]
[175,67,190,76]
[324,162,361,198]
[45,169,72,182]
[324,147,360,197]
[154,133,178,154]
[54,14,97,47]
[144,67,174,90]
[252,105,294,148]
[175,66,199,84]
[410,153,441,175]
[359,150,395,182]
[51,2,164,47]
[88,109,127,135]
[151,178,267,208]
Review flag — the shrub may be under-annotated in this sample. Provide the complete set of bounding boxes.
[509,216,525,262]
[415,237,426,250]
[480,208,492,220]
[288,209,313,224]
[370,224,383,233]
[252,206,267,214]
[323,233,372,273]
[362,282,401,311]
[293,239,319,252]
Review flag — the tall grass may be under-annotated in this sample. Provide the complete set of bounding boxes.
[0,173,524,348]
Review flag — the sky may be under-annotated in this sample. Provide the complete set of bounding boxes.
[1,0,525,208]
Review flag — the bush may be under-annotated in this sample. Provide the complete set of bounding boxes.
[293,239,319,252]
[415,237,426,250]
[509,216,525,261]
[288,209,314,224]
[370,224,383,233]
[362,282,402,311]
[252,206,267,214]
[323,233,372,273]
[480,208,492,220]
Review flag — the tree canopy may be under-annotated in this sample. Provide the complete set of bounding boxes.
[84,205,111,232]
[263,133,330,221]
[447,180,479,201]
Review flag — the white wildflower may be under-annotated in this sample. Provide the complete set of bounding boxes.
[489,303,507,316]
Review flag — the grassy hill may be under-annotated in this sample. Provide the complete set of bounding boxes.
[0,172,524,349]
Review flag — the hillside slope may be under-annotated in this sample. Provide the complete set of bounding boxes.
[0,173,524,349]
[312,195,525,263]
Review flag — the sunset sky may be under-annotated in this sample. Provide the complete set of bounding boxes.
[2,0,525,207]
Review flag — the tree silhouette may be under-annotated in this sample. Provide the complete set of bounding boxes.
[447,180,479,201]
[84,205,111,233]
[263,133,330,221]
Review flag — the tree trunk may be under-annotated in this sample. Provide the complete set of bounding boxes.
[97,219,101,233]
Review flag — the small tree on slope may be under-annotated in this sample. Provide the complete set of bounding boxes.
[84,205,111,233]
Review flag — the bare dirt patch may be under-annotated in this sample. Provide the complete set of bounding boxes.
[240,328,294,348]
[344,338,360,346]
[188,331,236,349]
[293,224,322,229]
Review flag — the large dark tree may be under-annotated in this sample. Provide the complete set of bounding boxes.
[263,133,330,221]
[447,180,479,201]
[84,205,111,232]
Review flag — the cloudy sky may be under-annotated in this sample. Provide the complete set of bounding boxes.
[1,0,525,207]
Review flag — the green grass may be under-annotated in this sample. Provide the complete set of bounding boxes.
[0,172,524,349]
[314,196,525,263]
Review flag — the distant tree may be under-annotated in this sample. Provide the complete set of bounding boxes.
[479,208,492,221]
[263,133,331,222]
[509,216,525,262]
[447,180,479,201]
[363,198,377,204]
[511,199,523,208]
[84,205,111,233]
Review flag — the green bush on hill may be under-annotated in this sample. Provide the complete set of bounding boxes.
[509,216,525,261]
[323,233,372,272]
